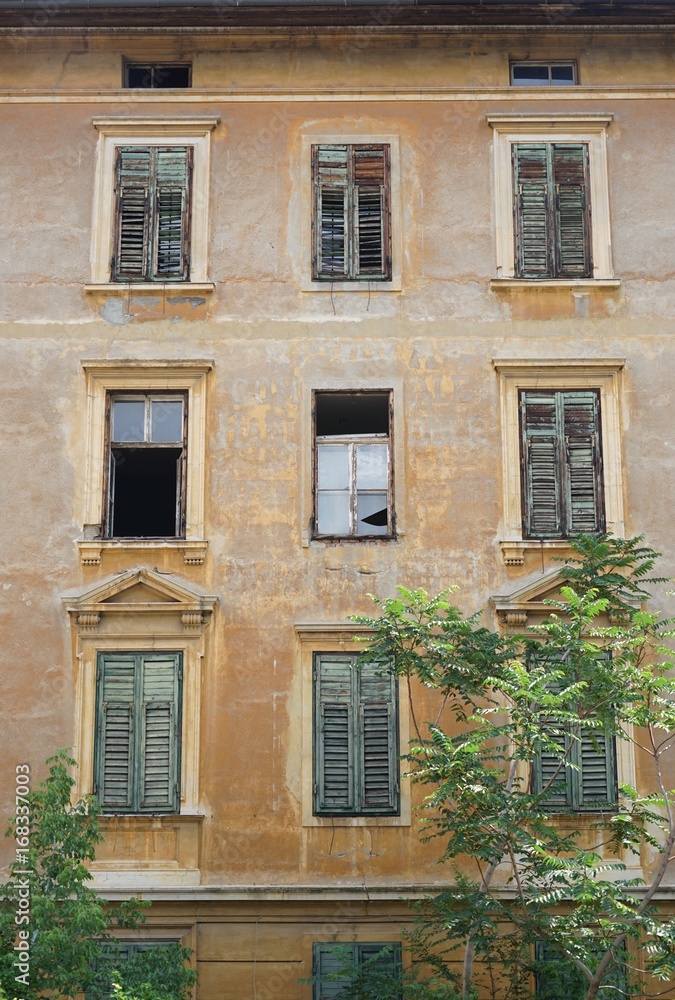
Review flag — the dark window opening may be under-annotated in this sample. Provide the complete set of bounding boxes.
[124,63,192,89]
[511,62,576,86]
[314,392,393,538]
[104,393,187,539]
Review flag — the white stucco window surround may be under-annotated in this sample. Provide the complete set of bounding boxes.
[299,132,403,292]
[493,358,626,566]
[86,116,219,292]
[78,360,213,565]
[487,114,618,287]
[295,624,412,828]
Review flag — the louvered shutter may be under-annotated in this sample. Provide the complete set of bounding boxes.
[315,655,355,814]
[520,391,564,538]
[113,147,153,281]
[96,655,136,812]
[534,730,573,809]
[139,654,182,813]
[314,146,349,278]
[563,391,604,534]
[154,147,191,280]
[578,728,616,809]
[553,143,591,278]
[358,663,398,814]
[314,944,354,1000]
[353,145,390,278]
[514,143,551,278]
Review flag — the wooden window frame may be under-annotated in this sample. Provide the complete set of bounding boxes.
[509,61,578,86]
[87,117,217,293]
[103,391,189,540]
[313,942,402,1000]
[312,389,395,541]
[493,359,625,567]
[312,652,400,818]
[487,115,616,287]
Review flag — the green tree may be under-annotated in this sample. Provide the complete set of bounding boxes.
[0,749,196,1000]
[331,535,675,1000]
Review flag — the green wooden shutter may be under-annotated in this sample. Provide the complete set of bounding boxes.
[353,145,390,279]
[314,655,355,814]
[553,143,591,278]
[139,654,182,813]
[578,728,616,809]
[534,730,573,809]
[113,147,153,281]
[314,944,355,1000]
[562,391,605,535]
[154,147,191,280]
[95,654,136,812]
[358,663,399,814]
[520,391,564,538]
[514,143,551,278]
[314,145,349,278]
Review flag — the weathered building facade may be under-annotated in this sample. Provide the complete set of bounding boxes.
[1,0,675,996]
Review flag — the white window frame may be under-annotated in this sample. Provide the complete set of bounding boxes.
[487,114,617,287]
[87,116,218,292]
[493,359,626,566]
[78,360,213,566]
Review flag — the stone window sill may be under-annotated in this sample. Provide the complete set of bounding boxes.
[490,278,620,290]
[84,282,215,295]
[500,539,576,566]
[78,539,208,566]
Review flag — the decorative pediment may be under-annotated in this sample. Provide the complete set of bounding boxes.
[63,569,216,634]
[491,569,567,626]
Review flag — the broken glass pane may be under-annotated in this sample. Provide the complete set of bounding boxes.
[318,445,349,490]
[151,399,183,442]
[357,492,388,534]
[112,400,145,442]
[356,444,388,489]
[318,492,350,535]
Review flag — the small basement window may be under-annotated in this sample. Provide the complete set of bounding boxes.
[510,62,577,86]
[124,63,192,89]
[314,391,394,538]
[104,392,187,538]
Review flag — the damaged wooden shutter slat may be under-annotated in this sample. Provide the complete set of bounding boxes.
[553,143,592,278]
[514,143,551,278]
[314,145,349,278]
[520,391,564,538]
[139,653,181,813]
[154,146,192,280]
[359,663,398,814]
[354,145,390,278]
[114,146,153,281]
[315,654,355,814]
[563,390,605,535]
[96,654,135,812]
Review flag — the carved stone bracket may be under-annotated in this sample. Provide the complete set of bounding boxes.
[77,613,101,631]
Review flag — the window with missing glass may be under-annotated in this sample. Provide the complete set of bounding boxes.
[510,62,577,86]
[104,392,187,538]
[124,63,192,89]
[313,391,394,538]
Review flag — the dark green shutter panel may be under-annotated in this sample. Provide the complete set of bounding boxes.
[154,147,191,280]
[535,729,573,809]
[514,144,551,278]
[353,146,389,278]
[521,391,563,538]
[314,944,354,1000]
[359,664,398,813]
[553,143,591,278]
[96,655,136,812]
[315,655,355,813]
[314,146,349,278]
[140,654,181,813]
[578,729,616,809]
[563,391,604,534]
[114,147,152,281]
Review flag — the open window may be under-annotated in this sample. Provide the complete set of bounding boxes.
[104,392,187,539]
[313,390,394,539]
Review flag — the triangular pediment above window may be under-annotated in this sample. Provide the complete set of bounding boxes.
[62,569,216,635]
[490,569,568,626]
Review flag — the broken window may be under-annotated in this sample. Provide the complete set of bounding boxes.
[314,391,393,538]
[510,61,577,86]
[104,392,187,538]
[112,145,192,282]
[124,63,192,89]
[312,144,392,281]
[513,142,592,279]
[519,389,605,539]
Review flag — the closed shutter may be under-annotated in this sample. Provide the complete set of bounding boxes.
[140,654,182,813]
[514,143,551,278]
[114,147,152,281]
[513,142,592,279]
[534,729,573,809]
[314,944,353,1000]
[563,391,604,534]
[313,144,391,280]
[578,728,616,809]
[553,143,591,278]
[359,664,398,813]
[112,146,191,282]
[520,390,604,539]
[315,655,355,813]
[96,655,135,812]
